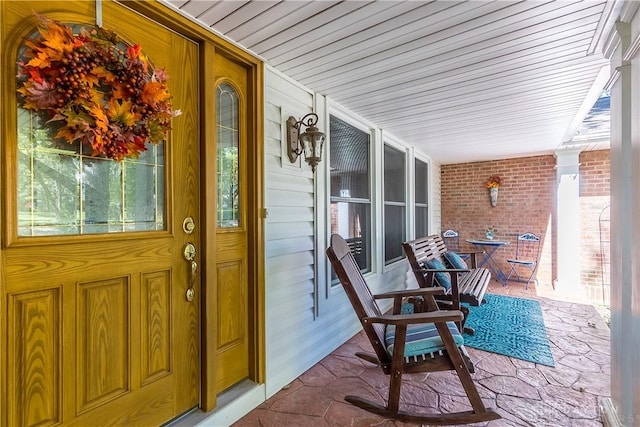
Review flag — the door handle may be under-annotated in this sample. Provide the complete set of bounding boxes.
[183,242,197,302]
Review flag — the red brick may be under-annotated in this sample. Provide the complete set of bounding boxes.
[440,150,610,296]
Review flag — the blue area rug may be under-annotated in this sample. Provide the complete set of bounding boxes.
[463,294,555,367]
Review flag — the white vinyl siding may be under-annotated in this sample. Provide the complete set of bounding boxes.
[264,68,360,397]
[262,65,441,400]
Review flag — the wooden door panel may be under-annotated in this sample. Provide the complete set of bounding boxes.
[140,270,172,384]
[77,277,129,412]
[216,260,248,391]
[217,261,247,349]
[7,289,62,427]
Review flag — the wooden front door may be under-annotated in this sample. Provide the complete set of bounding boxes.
[1,2,200,426]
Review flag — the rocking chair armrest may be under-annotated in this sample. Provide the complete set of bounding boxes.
[373,287,446,300]
[363,309,464,326]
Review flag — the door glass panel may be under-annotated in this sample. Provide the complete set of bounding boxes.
[17,110,165,236]
[15,24,166,237]
[216,83,240,228]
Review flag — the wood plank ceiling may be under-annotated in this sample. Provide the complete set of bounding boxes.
[165,0,614,164]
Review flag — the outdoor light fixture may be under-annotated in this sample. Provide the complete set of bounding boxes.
[287,113,325,172]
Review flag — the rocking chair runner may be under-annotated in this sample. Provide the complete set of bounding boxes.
[326,234,501,425]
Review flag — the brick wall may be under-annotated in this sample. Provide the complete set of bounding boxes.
[440,150,610,301]
[441,155,556,287]
[579,150,610,304]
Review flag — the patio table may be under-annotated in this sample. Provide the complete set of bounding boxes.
[466,239,510,284]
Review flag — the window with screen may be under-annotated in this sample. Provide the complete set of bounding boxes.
[384,144,406,264]
[329,115,371,275]
[415,158,429,238]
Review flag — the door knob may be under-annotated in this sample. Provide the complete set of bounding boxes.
[183,242,196,261]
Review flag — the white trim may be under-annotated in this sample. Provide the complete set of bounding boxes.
[620,1,640,23]
[328,101,376,135]
[589,0,626,56]
[372,127,383,274]
[195,385,265,426]
[430,160,442,235]
[604,67,622,91]
[314,93,328,314]
[601,398,623,427]
[406,146,416,241]
[560,65,610,144]
[622,29,640,61]
[170,382,266,427]
[265,64,317,95]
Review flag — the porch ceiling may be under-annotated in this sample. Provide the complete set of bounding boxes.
[164,0,616,164]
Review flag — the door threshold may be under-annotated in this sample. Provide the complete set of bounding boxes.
[167,380,265,427]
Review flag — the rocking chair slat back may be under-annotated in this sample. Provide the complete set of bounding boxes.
[326,233,388,363]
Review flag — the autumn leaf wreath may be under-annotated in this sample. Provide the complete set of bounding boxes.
[17,14,180,160]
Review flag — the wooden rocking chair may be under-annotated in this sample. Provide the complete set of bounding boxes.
[326,234,501,425]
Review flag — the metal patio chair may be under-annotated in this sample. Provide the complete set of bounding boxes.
[506,232,541,289]
[442,229,470,261]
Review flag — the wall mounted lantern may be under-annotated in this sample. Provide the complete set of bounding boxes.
[287,113,325,172]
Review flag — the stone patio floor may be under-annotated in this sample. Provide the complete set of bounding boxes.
[233,281,611,426]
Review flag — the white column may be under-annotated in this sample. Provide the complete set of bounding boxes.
[554,149,582,295]
[603,17,640,427]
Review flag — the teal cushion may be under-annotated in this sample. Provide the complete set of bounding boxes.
[425,258,451,291]
[401,302,416,314]
[385,321,464,357]
[444,251,468,270]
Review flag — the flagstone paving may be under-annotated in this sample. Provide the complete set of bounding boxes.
[234,281,610,426]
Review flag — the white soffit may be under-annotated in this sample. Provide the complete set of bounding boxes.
[166,0,612,164]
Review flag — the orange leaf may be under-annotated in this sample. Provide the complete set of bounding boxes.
[91,104,110,131]
[111,82,130,100]
[55,126,82,143]
[92,66,116,83]
[141,81,170,105]
[38,18,77,62]
[106,99,138,127]
[127,44,142,59]
[26,52,52,68]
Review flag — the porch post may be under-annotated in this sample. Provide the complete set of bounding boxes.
[554,148,582,295]
[604,17,640,427]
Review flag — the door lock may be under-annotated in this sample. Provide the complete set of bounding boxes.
[182,217,195,234]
